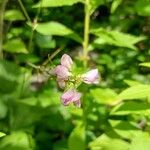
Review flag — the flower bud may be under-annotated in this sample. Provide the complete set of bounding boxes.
[61,54,73,70]
[57,78,66,89]
[82,69,100,84]
[61,89,82,107]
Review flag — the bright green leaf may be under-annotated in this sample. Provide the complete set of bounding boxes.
[0,132,6,138]
[139,62,150,68]
[68,124,85,150]
[4,9,25,21]
[91,28,145,50]
[3,39,28,54]
[90,88,118,104]
[33,21,82,43]
[89,134,129,150]
[0,131,34,150]
[135,0,150,16]
[33,0,84,8]
[117,84,150,100]
[111,0,122,13]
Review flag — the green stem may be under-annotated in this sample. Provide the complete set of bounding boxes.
[18,0,31,22]
[0,0,8,59]
[83,0,90,66]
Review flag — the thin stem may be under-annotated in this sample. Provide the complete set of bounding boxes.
[83,0,90,66]
[18,0,31,22]
[0,0,8,59]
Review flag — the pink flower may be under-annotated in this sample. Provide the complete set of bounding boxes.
[61,89,82,107]
[82,69,100,84]
[57,78,66,89]
[54,65,70,80]
[61,54,73,70]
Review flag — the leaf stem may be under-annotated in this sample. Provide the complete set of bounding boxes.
[18,0,31,22]
[0,0,8,59]
[83,0,90,66]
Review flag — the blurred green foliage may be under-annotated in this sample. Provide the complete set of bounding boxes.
[0,0,150,149]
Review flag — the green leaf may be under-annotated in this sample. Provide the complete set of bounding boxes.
[91,28,145,50]
[3,39,28,54]
[89,134,129,150]
[90,88,118,104]
[0,131,34,150]
[68,124,85,150]
[123,80,142,86]
[89,0,104,14]
[130,132,150,150]
[33,0,84,8]
[135,0,150,16]
[139,62,150,68]
[117,84,150,100]
[111,101,150,115]
[0,60,21,93]
[111,0,122,13]
[0,100,7,119]
[33,21,82,43]
[4,9,25,21]
[0,132,6,138]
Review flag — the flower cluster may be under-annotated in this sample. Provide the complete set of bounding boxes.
[54,54,100,107]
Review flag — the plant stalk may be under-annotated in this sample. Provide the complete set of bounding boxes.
[0,0,8,59]
[83,0,90,66]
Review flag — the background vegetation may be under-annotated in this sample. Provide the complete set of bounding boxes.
[0,0,150,149]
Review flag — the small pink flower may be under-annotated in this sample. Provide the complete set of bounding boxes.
[61,54,73,70]
[82,69,100,84]
[61,89,82,107]
[57,78,66,89]
[54,65,70,80]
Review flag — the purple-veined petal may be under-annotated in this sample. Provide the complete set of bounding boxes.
[61,54,73,70]
[82,69,100,84]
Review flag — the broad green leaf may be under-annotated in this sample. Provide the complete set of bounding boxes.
[89,0,105,14]
[68,124,85,150]
[90,88,118,104]
[124,80,142,86]
[33,21,82,43]
[33,0,84,8]
[135,0,150,16]
[91,28,145,50]
[111,0,122,13]
[111,101,150,115]
[139,62,150,68]
[0,132,6,138]
[109,120,141,139]
[89,134,129,150]
[117,84,150,100]
[0,100,7,119]
[0,131,34,150]
[3,39,28,54]
[4,9,25,21]
[130,132,150,150]
[0,60,21,93]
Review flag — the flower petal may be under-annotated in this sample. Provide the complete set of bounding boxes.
[61,54,73,70]
[55,65,70,80]
[83,69,100,84]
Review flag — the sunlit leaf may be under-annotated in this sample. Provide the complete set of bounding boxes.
[89,134,129,150]
[3,39,28,54]
[33,21,82,43]
[68,124,85,150]
[91,28,145,50]
[90,88,118,104]
[0,132,6,138]
[117,84,150,100]
[111,0,122,13]
[33,0,84,8]
[4,9,25,21]
[135,0,150,16]
[0,131,34,150]
[139,62,150,68]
